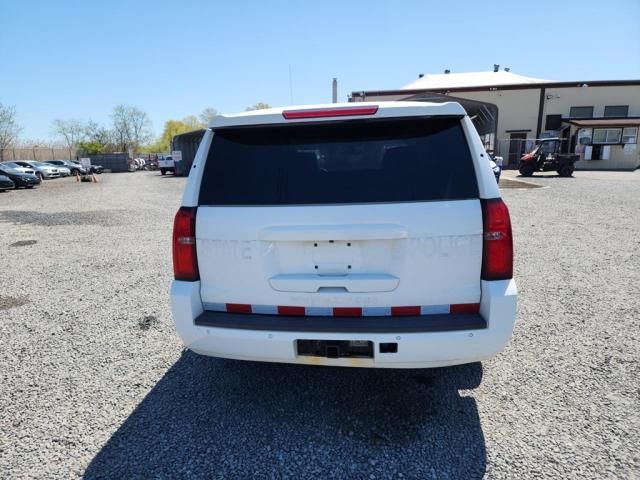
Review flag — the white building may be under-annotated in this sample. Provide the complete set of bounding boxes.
[351,69,640,170]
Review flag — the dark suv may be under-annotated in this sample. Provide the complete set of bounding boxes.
[70,160,104,174]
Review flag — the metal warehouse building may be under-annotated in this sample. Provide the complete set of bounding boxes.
[351,69,640,170]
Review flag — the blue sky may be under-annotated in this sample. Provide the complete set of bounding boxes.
[1,0,639,140]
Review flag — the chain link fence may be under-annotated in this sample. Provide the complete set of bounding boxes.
[0,147,77,162]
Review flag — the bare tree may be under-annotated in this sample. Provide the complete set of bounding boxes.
[111,105,129,152]
[245,102,271,111]
[51,118,85,150]
[84,120,113,150]
[17,138,55,148]
[111,105,153,153]
[199,107,218,125]
[0,102,23,161]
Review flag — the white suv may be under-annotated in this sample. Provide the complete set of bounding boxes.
[171,102,517,368]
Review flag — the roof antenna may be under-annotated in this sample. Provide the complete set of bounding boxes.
[493,64,500,72]
[288,64,294,104]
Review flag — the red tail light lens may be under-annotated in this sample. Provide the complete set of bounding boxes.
[282,106,378,119]
[481,198,513,280]
[173,207,199,281]
[450,303,480,314]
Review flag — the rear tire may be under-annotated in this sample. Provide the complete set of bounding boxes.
[558,165,574,177]
[519,163,535,177]
[160,169,167,175]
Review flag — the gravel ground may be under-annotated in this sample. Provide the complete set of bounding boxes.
[0,170,639,479]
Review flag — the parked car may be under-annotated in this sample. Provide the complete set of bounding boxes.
[56,166,71,176]
[45,160,86,175]
[11,161,61,180]
[0,174,15,191]
[70,160,103,174]
[489,157,501,183]
[158,155,175,175]
[0,164,41,188]
[171,102,517,369]
[1,162,37,176]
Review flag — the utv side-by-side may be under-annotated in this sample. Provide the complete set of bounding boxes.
[519,138,578,177]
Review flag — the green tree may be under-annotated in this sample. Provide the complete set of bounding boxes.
[182,115,204,130]
[144,119,195,153]
[84,120,114,152]
[77,140,104,155]
[245,102,271,111]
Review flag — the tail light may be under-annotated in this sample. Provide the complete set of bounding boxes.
[481,198,513,280]
[173,207,199,281]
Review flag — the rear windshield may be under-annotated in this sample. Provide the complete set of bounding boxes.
[199,116,478,205]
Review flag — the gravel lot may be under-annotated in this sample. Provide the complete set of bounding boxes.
[1,170,639,479]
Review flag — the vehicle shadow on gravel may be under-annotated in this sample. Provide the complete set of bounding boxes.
[84,352,486,479]
[516,174,575,179]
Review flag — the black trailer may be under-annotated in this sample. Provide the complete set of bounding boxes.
[171,129,207,176]
[87,153,129,173]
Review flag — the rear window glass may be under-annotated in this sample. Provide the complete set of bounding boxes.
[199,116,478,205]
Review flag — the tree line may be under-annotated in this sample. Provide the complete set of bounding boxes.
[0,101,272,159]
[143,103,272,153]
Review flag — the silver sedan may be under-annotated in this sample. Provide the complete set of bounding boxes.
[11,161,62,180]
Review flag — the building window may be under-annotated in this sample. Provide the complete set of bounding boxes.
[545,114,562,130]
[592,128,622,144]
[622,127,638,144]
[604,105,629,117]
[570,106,594,118]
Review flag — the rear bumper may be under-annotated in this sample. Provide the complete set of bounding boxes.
[195,310,486,333]
[171,279,517,368]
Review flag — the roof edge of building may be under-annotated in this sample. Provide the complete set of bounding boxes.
[351,79,640,98]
